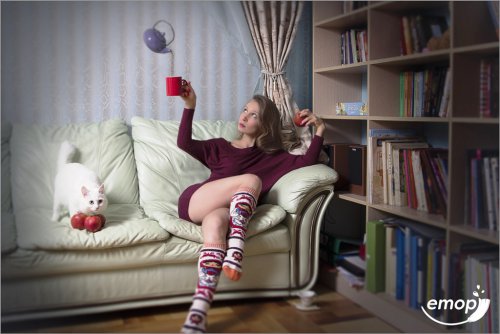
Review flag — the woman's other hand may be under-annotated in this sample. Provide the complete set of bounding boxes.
[296,109,326,137]
[181,81,197,110]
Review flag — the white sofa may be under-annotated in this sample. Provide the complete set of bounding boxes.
[1,116,337,322]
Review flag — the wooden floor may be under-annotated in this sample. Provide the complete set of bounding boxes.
[2,284,400,333]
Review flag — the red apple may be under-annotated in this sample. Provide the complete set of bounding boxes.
[84,215,103,233]
[71,213,87,230]
[293,113,307,127]
[95,214,106,226]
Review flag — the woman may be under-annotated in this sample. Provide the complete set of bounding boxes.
[178,82,325,333]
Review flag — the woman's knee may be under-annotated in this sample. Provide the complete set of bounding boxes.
[239,173,262,193]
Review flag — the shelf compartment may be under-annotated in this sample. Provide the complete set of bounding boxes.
[453,1,498,48]
[449,122,499,233]
[369,62,450,118]
[452,51,499,118]
[313,72,366,118]
[323,119,366,145]
[370,2,450,60]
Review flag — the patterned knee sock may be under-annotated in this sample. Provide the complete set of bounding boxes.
[223,189,257,281]
[182,243,226,333]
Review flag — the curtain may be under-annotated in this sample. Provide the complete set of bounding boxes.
[1,1,260,125]
[242,1,312,154]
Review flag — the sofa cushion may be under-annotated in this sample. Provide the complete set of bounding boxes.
[10,119,139,215]
[2,224,290,279]
[1,123,17,254]
[151,203,286,243]
[15,204,170,251]
[131,116,239,218]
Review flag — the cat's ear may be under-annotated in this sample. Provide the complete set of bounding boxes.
[99,184,105,194]
[81,186,89,197]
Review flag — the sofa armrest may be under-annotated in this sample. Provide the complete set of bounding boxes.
[262,164,338,290]
[262,164,338,214]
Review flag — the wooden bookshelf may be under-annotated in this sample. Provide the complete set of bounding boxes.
[313,1,499,332]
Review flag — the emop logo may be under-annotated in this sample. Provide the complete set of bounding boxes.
[421,285,490,326]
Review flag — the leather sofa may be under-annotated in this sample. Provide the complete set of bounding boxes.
[1,116,337,322]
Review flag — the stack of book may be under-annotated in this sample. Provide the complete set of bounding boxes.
[341,28,368,64]
[400,14,449,55]
[465,149,499,231]
[366,218,446,314]
[368,128,448,217]
[400,67,450,118]
[449,243,499,333]
[479,57,499,118]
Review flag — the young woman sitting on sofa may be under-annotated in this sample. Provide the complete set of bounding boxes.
[177,82,325,333]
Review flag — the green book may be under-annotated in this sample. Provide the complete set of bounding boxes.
[366,220,386,293]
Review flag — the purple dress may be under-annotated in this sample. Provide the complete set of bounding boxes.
[177,108,324,222]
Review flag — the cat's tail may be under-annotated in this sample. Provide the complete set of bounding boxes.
[57,141,77,170]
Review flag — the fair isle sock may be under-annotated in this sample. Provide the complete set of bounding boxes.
[182,243,226,333]
[223,189,257,281]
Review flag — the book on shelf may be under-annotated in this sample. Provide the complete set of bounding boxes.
[479,57,499,118]
[487,0,500,39]
[341,29,367,65]
[448,243,499,328]
[381,217,446,312]
[387,141,429,206]
[400,66,449,118]
[368,128,418,204]
[400,13,449,55]
[365,220,386,293]
[465,149,499,231]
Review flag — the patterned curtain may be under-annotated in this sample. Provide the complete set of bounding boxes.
[242,1,312,154]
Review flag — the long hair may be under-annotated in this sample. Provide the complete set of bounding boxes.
[245,95,284,154]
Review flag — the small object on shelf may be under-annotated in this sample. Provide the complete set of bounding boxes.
[335,102,367,116]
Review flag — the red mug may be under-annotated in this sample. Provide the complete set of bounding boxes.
[166,76,187,96]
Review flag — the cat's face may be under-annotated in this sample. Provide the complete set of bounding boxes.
[81,184,108,214]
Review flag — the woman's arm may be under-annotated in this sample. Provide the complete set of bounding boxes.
[176,83,209,163]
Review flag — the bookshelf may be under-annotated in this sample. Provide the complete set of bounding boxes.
[313,1,499,332]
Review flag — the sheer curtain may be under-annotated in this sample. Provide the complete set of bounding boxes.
[242,1,312,154]
[1,1,260,125]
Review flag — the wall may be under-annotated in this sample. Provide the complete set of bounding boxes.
[1,1,312,125]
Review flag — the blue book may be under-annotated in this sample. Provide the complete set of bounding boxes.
[410,234,419,309]
[395,227,406,300]
[417,236,428,308]
[432,241,443,317]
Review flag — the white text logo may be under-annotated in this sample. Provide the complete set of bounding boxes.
[421,285,490,326]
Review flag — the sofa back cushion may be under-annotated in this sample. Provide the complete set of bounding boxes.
[10,119,139,214]
[131,116,238,218]
[2,123,17,254]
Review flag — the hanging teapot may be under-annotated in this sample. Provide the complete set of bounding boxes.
[143,20,175,54]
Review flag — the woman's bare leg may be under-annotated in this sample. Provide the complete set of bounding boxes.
[182,208,229,333]
[188,174,262,224]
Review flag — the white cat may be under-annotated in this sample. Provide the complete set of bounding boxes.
[51,141,108,221]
